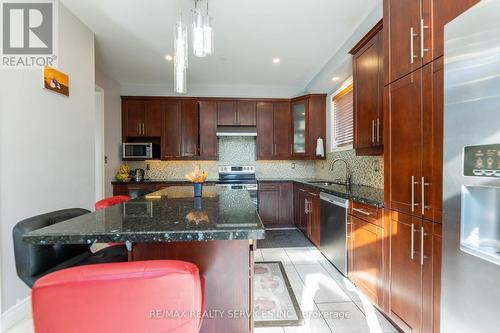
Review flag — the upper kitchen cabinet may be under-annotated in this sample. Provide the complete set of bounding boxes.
[385,60,443,223]
[199,101,218,159]
[384,0,479,85]
[161,99,209,160]
[216,100,256,126]
[291,94,326,159]
[256,101,291,160]
[122,99,162,138]
[350,21,384,156]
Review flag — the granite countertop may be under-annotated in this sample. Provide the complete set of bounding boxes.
[23,186,265,245]
[257,178,384,208]
[112,179,218,184]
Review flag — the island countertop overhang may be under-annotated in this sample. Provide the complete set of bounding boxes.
[23,186,266,245]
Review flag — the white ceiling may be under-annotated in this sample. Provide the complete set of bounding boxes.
[61,0,380,97]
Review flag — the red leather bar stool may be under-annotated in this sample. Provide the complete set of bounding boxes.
[32,260,205,333]
[95,195,130,210]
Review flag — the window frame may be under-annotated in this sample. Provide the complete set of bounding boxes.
[330,82,354,152]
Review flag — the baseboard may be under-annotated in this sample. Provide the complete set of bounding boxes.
[1,296,31,332]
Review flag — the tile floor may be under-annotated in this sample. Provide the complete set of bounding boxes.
[254,245,399,333]
[6,241,398,333]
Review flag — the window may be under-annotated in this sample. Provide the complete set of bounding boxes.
[331,83,353,149]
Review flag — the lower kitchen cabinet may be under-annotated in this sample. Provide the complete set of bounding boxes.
[347,201,387,309]
[389,211,436,333]
[113,183,168,199]
[258,182,294,228]
[348,215,384,306]
[293,184,320,247]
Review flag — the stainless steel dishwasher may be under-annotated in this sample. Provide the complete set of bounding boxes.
[320,192,349,276]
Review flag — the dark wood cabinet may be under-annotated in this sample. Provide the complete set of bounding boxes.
[199,101,218,159]
[307,189,321,248]
[113,183,168,199]
[180,100,199,158]
[273,102,291,159]
[293,184,320,247]
[348,215,384,304]
[290,95,326,159]
[123,99,162,138]
[389,211,436,333]
[217,100,256,126]
[256,102,274,159]
[258,183,280,227]
[351,21,384,156]
[386,61,442,222]
[256,101,291,160]
[216,101,236,126]
[384,0,478,85]
[258,182,294,228]
[161,100,182,159]
[236,100,257,126]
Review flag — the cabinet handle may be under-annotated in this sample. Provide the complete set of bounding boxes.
[421,177,425,216]
[178,144,181,156]
[237,111,240,124]
[376,118,380,143]
[410,27,418,64]
[371,120,375,143]
[299,189,307,192]
[352,208,371,216]
[421,226,425,265]
[410,223,415,260]
[420,19,429,58]
[411,176,415,212]
[274,143,277,156]
[142,123,145,135]
[309,192,318,197]
[138,123,141,135]
[304,199,309,214]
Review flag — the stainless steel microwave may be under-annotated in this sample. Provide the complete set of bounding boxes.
[122,143,153,159]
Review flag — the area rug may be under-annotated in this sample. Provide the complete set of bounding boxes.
[254,261,304,327]
[257,229,311,249]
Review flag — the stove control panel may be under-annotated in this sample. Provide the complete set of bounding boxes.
[218,165,255,174]
[464,144,500,178]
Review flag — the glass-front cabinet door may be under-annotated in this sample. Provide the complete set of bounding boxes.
[292,100,308,155]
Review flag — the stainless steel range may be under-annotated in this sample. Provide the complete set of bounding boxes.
[217,166,258,206]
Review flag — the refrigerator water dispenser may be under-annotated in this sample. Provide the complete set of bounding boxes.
[461,185,500,265]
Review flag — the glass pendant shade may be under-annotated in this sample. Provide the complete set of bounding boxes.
[174,20,188,68]
[174,64,187,94]
[203,15,213,55]
[192,9,205,57]
[174,20,188,93]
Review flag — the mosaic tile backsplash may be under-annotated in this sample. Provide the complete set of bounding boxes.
[127,137,316,180]
[315,149,384,189]
[126,138,383,188]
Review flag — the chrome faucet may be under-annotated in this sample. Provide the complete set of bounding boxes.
[329,158,352,186]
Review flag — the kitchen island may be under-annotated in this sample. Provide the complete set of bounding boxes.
[24,186,265,333]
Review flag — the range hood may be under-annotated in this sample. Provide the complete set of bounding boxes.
[216,126,257,137]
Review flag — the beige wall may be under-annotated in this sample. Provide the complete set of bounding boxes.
[0,4,95,316]
[95,69,122,197]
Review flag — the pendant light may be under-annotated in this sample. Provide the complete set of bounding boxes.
[203,1,213,55]
[192,0,205,57]
[174,11,188,93]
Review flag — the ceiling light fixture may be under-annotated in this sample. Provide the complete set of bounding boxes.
[174,9,188,94]
[203,0,214,55]
[332,76,340,81]
[165,54,173,61]
[273,58,280,64]
[192,0,205,57]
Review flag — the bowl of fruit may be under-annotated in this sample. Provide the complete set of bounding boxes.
[116,164,131,182]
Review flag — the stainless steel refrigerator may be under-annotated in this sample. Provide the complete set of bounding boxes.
[442,1,500,332]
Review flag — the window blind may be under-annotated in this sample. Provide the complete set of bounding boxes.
[332,86,353,146]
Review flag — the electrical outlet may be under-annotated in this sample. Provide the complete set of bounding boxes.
[146,163,150,171]
[291,163,296,169]
[104,156,108,164]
